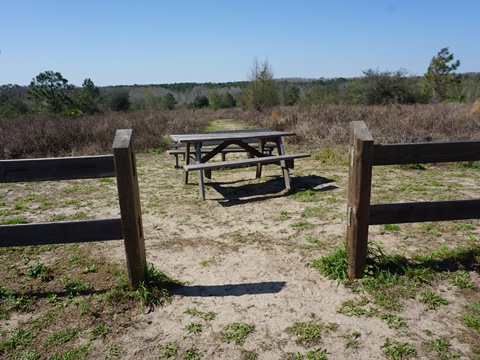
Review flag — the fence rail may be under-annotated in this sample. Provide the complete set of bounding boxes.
[0,129,146,287]
[346,121,480,279]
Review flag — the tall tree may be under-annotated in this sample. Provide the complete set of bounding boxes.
[284,84,300,106]
[76,78,101,114]
[423,47,461,103]
[161,93,177,110]
[27,71,74,113]
[244,58,279,111]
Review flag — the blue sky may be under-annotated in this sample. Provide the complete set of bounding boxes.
[1,0,479,86]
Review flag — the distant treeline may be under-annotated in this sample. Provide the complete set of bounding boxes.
[1,48,479,118]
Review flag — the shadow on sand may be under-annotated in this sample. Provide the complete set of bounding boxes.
[172,281,286,297]
[208,174,338,206]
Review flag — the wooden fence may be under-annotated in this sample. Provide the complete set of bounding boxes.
[0,129,146,287]
[346,121,480,279]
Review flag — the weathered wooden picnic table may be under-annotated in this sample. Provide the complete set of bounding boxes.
[169,129,310,200]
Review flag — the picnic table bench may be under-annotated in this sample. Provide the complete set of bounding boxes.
[170,129,310,199]
[167,128,275,168]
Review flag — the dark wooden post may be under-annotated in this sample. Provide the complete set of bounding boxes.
[346,121,374,279]
[113,129,146,288]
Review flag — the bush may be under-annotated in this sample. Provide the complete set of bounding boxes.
[106,90,130,112]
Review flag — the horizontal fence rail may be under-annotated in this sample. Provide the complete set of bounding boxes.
[373,141,480,166]
[0,129,146,287]
[0,219,123,247]
[346,121,480,279]
[0,155,115,183]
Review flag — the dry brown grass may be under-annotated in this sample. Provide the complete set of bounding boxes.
[246,103,480,148]
[1,104,479,159]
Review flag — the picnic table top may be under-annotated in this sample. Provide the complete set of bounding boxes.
[170,129,295,143]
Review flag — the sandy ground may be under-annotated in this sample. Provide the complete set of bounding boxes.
[88,145,479,359]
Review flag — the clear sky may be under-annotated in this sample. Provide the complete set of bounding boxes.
[1,0,479,87]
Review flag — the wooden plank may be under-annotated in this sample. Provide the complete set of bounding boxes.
[170,128,272,146]
[113,129,146,287]
[0,218,123,247]
[275,137,291,190]
[369,199,480,225]
[183,153,310,171]
[167,144,276,155]
[373,141,480,166]
[0,155,115,183]
[346,121,374,280]
[170,130,295,143]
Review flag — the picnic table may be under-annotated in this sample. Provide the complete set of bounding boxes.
[170,129,310,200]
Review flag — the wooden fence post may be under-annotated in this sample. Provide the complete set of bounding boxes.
[113,129,146,288]
[346,121,374,279]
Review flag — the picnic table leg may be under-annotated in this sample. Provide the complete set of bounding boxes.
[276,138,292,191]
[255,140,265,178]
[184,143,191,185]
[196,142,205,200]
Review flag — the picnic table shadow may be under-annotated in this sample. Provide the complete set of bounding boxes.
[172,281,286,297]
[208,174,338,206]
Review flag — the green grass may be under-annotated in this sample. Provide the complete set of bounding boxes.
[381,338,416,359]
[184,307,216,321]
[0,216,28,225]
[184,323,203,336]
[418,291,449,310]
[311,245,349,283]
[44,328,81,347]
[289,190,320,202]
[288,321,337,347]
[135,263,183,313]
[221,323,255,345]
[460,301,480,331]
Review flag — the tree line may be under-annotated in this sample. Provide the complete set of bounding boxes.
[1,47,479,118]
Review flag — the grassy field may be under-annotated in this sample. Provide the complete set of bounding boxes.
[0,106,479,359]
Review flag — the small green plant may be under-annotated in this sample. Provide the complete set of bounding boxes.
[184,307,216,321]
[0,328,35,353]
[49,344,90,360]
[44,328,81,346]
[159,341,179,358]
[460,301,480,331]
[221,323,255,344]
[0,216,28,225]
[429,338,452,356]
[275,210,291,221]
[311,245,349,283]
[339,298,370,317]
[384,224,401,232]
[199,259,214,267]
[11,350,40,360]
[290,190,320,202]
[419,291,449,309]
[381,338,416,359]
[184,346,203,360]
[295,347,329,360]
[91,324,109,339]
[301,206,327,218]
[185,322,203,336]
[26,261,52,281]
[288,321,336,346]
[61,278,92,298]
[379,313,406,329]
[135,263,182,313]
[72,211,88,220]
[451,270,475,289]
[51,214,67,222]
[291,221,314,228]
[107,345,120,358]
[82,264,96,274]
[344,331,361,349]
